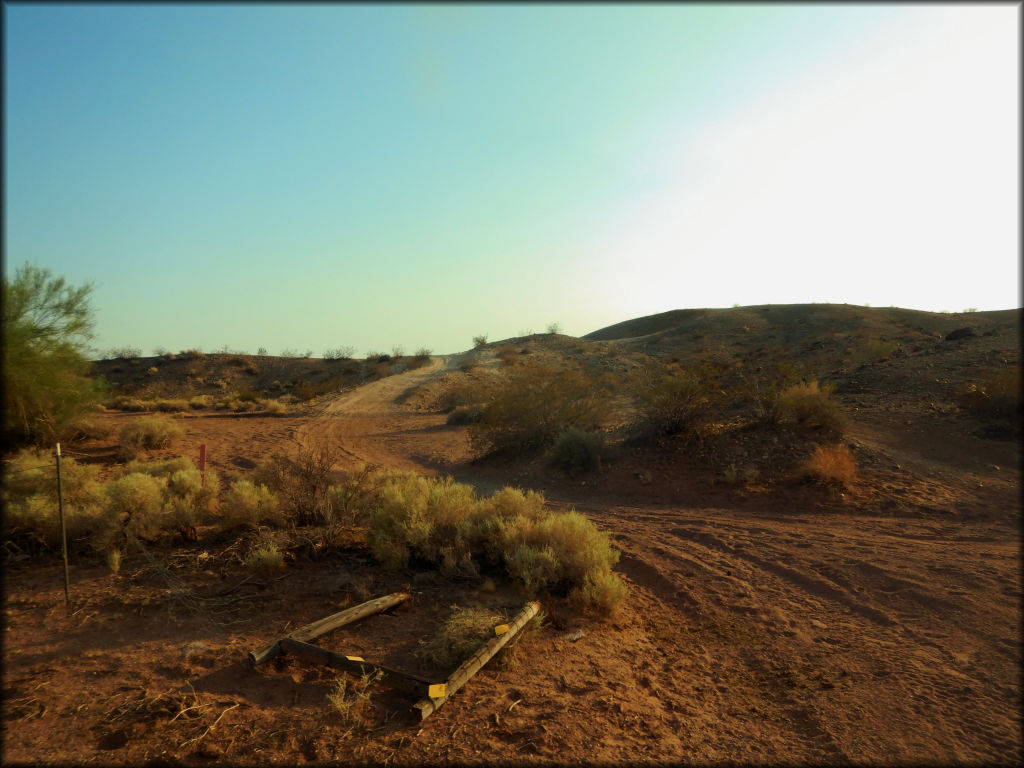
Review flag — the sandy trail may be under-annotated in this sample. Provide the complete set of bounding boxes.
[294,354,472,474]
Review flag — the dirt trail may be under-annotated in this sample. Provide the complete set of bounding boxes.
[294,354,473,474]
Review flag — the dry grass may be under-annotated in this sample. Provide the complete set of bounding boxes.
[802,444,858,489]
[415,605,542,672]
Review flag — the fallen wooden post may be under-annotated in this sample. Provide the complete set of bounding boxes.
[278,638,434,697]
[414,600,540,721]
[249,590,410,666]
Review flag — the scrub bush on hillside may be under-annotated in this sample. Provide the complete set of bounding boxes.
[469,364,608,456]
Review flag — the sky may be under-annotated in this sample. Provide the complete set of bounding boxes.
[3,3,1020,358]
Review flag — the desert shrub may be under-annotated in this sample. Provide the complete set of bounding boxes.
[256,397,289,415]
[219,479,283,530]
[164,468,220,538]
[111,396,150,412]
[324,346,355,360]
[189,395,213,410]
[98,472,168,547]
[405,348,432,371]
[496,345,519,367]
[629,360,723,441]
[548,428,607,475]
[415,605,540,672]
[124,456,195,477]
[244,540,286,576]
[252,446,337,526]
[106,346,142,360]
[2,448,104,508]
[434,374,496,412]
[415,605,505,670]
[362,473,624,613]
[571,571,630,616]
[546,322,562,335]
[470,365,607,456]
[146,366,158,376]
[472,335,488,348]
[326,669,384,727]
[154,398,189,413]
[118,416,184,460]
[802,444,857,488]
[956,365,1021,423]
[781,380,846,434]
[325,463,381,529]
[446,405,485,426]
[2,449,105,552]
[741,360,802,425]
[533,510,620,589]
[64,415,115,442]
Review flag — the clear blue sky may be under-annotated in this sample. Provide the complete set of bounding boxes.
[4,4,1019,358]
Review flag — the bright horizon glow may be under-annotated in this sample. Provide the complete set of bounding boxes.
[3,4,1019,358]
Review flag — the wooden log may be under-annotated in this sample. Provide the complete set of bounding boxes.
[249,590,410,666]
[278,638,433,697]
[414,600,540,720]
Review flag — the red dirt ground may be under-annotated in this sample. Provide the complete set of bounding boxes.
[3,342,1021,765]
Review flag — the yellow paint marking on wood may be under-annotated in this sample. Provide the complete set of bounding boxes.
[428,683,447,699]
[346,655,365,662]
[494,624,509,636]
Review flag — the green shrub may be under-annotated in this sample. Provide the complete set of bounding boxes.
[124,456,194,477]
[99,472,168,547]
[219,479,282,531]
[781,380,846,434]
[470,365,607,456]
[741,360,802,425]
[956,365,1021,423]
[2,450,106,550]
[118,416,184,459]
[548,428,606,475]
[472,335,488,348]
[164,467,220,537]
[244,540,285,576]
[189,395,213,410]
[570,571,629,616]
[629,360,722,440]
[361,472,624,613]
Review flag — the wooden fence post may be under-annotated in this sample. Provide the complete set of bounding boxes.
[414,600,540,720]
[54,443,70,607]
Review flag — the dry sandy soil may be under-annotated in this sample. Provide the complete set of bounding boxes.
[3,306,1021,766]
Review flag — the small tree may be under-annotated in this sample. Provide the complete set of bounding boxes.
[3,264,104,445]
[546,321,562,335]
